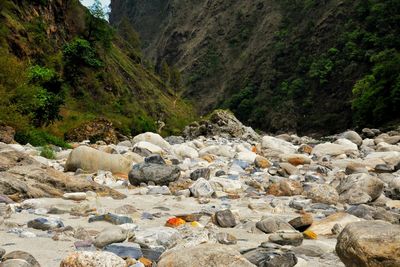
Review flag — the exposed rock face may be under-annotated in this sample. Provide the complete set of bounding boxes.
[336,221,400,267]
[65,119,119,144]
[0,143,125,200]
[183,110,259,141]
[0,124,15,144]
[157,243,255,267]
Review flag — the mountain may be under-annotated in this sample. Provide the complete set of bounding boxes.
[0,0,194,145]
[110,0,400,135]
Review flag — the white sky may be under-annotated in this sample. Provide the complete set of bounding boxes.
[80,0,110,8]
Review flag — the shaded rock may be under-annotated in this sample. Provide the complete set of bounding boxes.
[190,168,210,181]
[337,173,384,204]
[303,184,339,205]
[128,163,180,186]
[65,118,118,144]
[104,243,143,259]
[216,232,237,245]
[215,209,237,228]
[60,251,126,267]
[268,230,303,246]
[347,204,400,224]
[341,130,362,146]
[89,213,133,225]
[336,221,400,267]
[169,179,193,194]
[189,178,214,198]
[292,244,326,257]
[158,243,255,267]
[93,227,127,248]
[2,251,40,267]
[65,146,132,174]
[0,247,5,258]
[288,213,313,232]
[144,154,165,165]
[256,217,294,234]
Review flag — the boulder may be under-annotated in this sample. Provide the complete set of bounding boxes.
[261,136,297,156]
[267,180,303,196]
[172,144,198,159]
[134,227,181,249]
[133,141,164,154]
[158,243,255,267]
[215,209,237,228]
[256,217,294,234]
[132,132,171,150]
[243,245,297,267]
[365,151,400,166]
[1,251,40,267]
[341,130,363,146]
[189,178,214,198]
[190,168,211,181]
[308,212,363,236]
[209,177,243,193]
[93,226,128,248]
[128,162,180,186]
[303,184,339,205]
[337,173,384,204]
[312,142,358,157]
[199,145,235,158]
[254,156,272,168]
[280,154,311,166]
[65,146,132,174]
[60,251,126,267]
[336,221,400,267]
[65,118,118,144]
[269,230,303,246]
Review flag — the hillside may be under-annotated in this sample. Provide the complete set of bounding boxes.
[0,0,194,145]
[110,0,400,135]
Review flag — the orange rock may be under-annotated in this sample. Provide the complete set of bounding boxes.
[139,257,152,267]
[165,217,186,228]
[255,156,271,169]
[114,173,128,180]
[267,180,303,196]
[298,144,313,154]
[303,229,318,239]
[201,154,215,163]
[288,157,306,166]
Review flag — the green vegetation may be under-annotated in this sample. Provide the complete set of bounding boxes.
[40,145,56,159]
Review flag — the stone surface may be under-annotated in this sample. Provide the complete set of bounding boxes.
[243,246,298,267]
[65,119,118,144]
[336,221,400,267]
[0,124,15,144]
[158,243,255,267]
[190,168,211,181]
[303,184,339,205]
[1,251,40,267]
[132,132,171,150]
[288,213,313,232]
[337,173,384,204]
[60,251,126,267]
[308,212,363,235]
[215,209,237,228]
[261,136,297,156]
[128,162,180,186]
[268,230,303,246]
[189,178,214,198]
[93,227,127,248]
[256,217,294,234]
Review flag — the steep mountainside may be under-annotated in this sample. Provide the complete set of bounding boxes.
[0,0,194,144]
[110,0,400,135]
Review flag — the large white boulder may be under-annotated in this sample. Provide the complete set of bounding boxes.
[261,136,297,156]
[132,132,171,150]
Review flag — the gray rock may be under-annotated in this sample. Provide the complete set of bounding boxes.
[0,259,32,267]
[292,244,326,257]
[303,183,340,205]
[216,232,237,245]
[144,154,165,165]
[89,213,133,225]
[93,227,127,248]
[190,168,211,181]
[1,251,40,267]
[128,162,180,186]
[336,221,400,267]
[215,209,237,228]
[256,217,294,234]
[165,136,185,145]
[0,247,5,258]
[189,178,214,198]
[341,131,362,146]
[337,173,384,204]
[104,243,143,259]
[27,217,64,231]
[243,246,298,267]
[134,227,180,249]
[147,185,171,195]
[268,230,303,246]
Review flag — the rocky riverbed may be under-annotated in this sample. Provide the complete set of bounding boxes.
[0,111,400,267]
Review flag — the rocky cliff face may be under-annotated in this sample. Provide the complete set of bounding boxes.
[110,0,400,135]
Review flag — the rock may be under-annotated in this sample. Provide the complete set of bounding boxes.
[336,221,400,267]
[269,230,303,246]
[0,124,15,144]
[132,132,171,150]
[209,177,243,193]
[63,192,87,201]
[0,143,124,200]
[65,118,118,144]
[128,162,180,186]
[199,145,235,158]
[93,227,127,248]
[292,244,327,257]
[362,128,379,138]
[190,168,211,181]
[1,251,40,267]
[104,243,143,259]
[337,173,384,204]
[0,247,5,258]
[279,162,298,175]
[261,136,297,156]
[216,232,237,245]
[134,227,181,249]
[147,185,171,195]
[312,142,358,157]
[288,213,313,232]
[341,130,363,146]
[215,209,237,228]
[365,151,400,166]
[298,144,313,154]
[60,251,126,267]
[387,177,400,199]
[89,213,133,225]
[158,243,255,267]
[347,204,400,224]
[303,184,339,205]
[254,156,272,169]
[65,146,132,174]
[183,109,259,141]
[165,136,185,145]
[172,144,198,159]
[243,245,297,267]
[189,178,214,198]
[169,179,193,194]
[237,151,258,163]
[308,212,363,236]
[256,217,294,234]
[0,259,32,267]
[280,154,311,166]
[267,180,303,196]
[133,141,164,155]
[144,154,166,165]
[27,217,64,231]
[345,162,369,174]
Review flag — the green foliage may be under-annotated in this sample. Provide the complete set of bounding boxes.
[86,1,114,49]
[63,38,103,68]
[15,129,71,148]
[159,59,170,84]
[40,145,56,159]
[308,57,334,84]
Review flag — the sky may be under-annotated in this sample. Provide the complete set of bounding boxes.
[80,0,110,8]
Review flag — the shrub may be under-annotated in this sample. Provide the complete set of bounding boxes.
[15,129,71,148]
[40,145,56,159]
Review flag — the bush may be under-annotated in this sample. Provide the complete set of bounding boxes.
[15,129,71,148]
[40,145,56,159]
